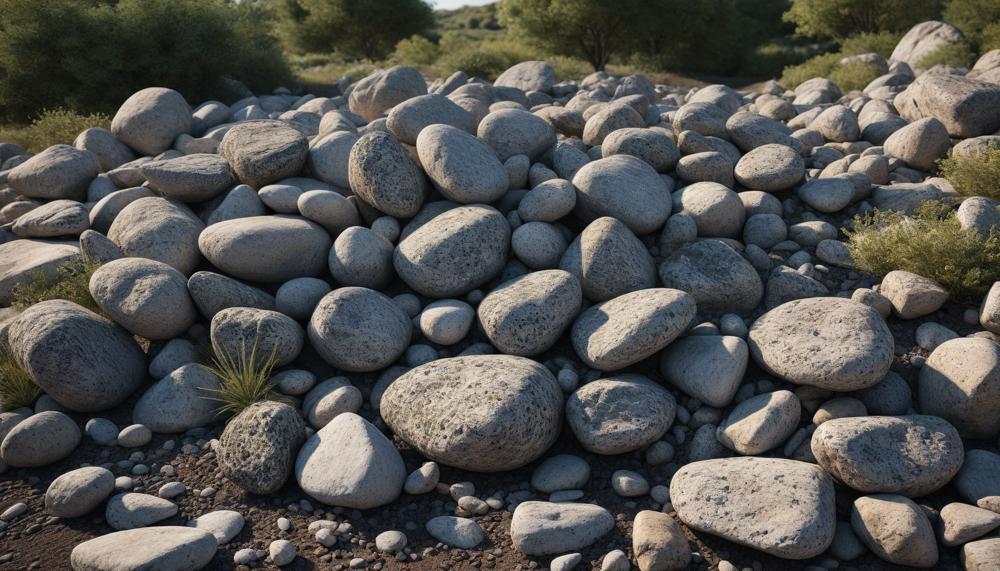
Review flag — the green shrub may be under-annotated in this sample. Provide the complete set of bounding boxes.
[12,259,102,313]
[783,0,944,41]
[201,338,288,418]
[394,35,441,66]
[982,22,1000,52]
[781,52,881,91]
[829,60,883,91]
[547,56,594,81]
[0,344,40,410]
[937,144,1000,200]
[917,42,975,68]
[740,41,824,77]
[845,202,1000,303]
[839,31,904,57]
[0,109,110,153]
[944,0,1000,51]
[0,0,292,122]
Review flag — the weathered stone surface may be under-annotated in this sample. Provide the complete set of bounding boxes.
[0,240,79,305]
[388,94,475,146]
[572,155,672,235]
[349,131,428,218]
[104,493,178,530]
[812,415,964,497]
[187,271,276,319]
[70,526,217,571]
[510,501,614,556]
[220,120,308,188]
[0,411,81,468]
[381,355,563,472]
[416,124,507,204]
[140,154,234,203]
[199,215,331,283]
[571,288,695,371]
[349,66,427,121]
[477,270,581,356]
[658,240,763,314]
[308,287,411,372]
[851,494,938,568]
[132,364,220,433]
[660,335,747,407]
[7,300,145,412]
[211,307,304,367]
[494,61,557,93]
[559,216,656,302]
[748,297,894,391]
[11,200,89,238]
[111,87,192,156]
[45,467,115,518]
[478,108,556,161]
[632,510,690,571]
[671,458,836,559]
[108,197,205,274]
[895,73,1000,138]
[918,337,1000,439]
[218,401,307,495]
[717,390,800,455]
[7,144,100,202]
[566,374,676,455]
[879,270,948,319]
[89,257,196,340]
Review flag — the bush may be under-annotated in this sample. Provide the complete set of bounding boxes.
[740,41,825,77]
[0,0,292,122]
[937,144,1000,199]
[547,56,594,81]
[781,52,881,91]
[917,42,975,68]
[201,338,287,418]
[845,202,1000,303]
[12,259,102,314]
[839,31,904,57]
[433,33,541,80]
[829,60,883,91]
[783,0,943,41]
[0,344,40,410]
[394,35,441,66]
[944,0,1000,51]
[0,109,110,153]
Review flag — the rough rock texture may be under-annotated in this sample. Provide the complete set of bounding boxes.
[918,337,1000,439]
[566,374,676,455]
[88,257,197,340]
[0,240,79,305]
[510,501,615,556]
[850,494,938,568]
[658,240,763,314]
[477,270,582,356]
[70,526,217,571]
[198,215,332,283]
[220,120,308,188]
[107,197,205,274]
[307,287,411,372]
[218,401,307,495]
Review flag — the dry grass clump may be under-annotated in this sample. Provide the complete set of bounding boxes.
[12,259,102,313]
[0,345,40,410]
[937,144,1000,200]
[0,109,110,153]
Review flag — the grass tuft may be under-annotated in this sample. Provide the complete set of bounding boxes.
[0,345,41,411]
[12,259,103,313]
[0,109,111,154]
[845,202,1000,304]
[937,144,1000,200]
[199,337,288,418]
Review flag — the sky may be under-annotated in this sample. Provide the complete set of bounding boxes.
[431,0,494,9]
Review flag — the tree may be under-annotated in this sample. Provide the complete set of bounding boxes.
[498,0,653,71]
[277,0,434,61]
[943,0,1000,50]
[783,0,943,40]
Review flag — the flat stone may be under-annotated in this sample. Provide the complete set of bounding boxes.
[105,492,177,530]
[510,501,615,556]
[425,516,484,549]
[70,526,216,571]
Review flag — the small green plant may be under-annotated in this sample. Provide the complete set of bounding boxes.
[393,35,440,66]
[0,345,41,410]
[781,52,881,91]
[200,338,287,418]
[12,259,102,313]
[937,144,1000,200]
[0,109,110,153]
[917,42,975,69]
[845,202,1000,304]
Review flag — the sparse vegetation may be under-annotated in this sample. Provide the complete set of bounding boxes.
[781,53,883,90]
[0,344,41,411]
[917,41,975,68]
[0,109,110,153]
[783,0,943,40]
[11,259,102,313]
[845,202,1000,303]
[937,144,1000,200]
[201,338,288,418]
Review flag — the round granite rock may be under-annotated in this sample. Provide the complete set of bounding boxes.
[307,287,411,372]
[198,215,332,283]
[566,374,676,454]
[477,270,582,356]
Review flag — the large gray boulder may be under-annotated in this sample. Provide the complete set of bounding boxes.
[187,271,276,320]
[45,466,115,518]
[348,131,428,218]
[394,204,509,297]
[918,337,1000,439]
[220,120,308,188]
[660,335,748,407]
[387,94,475,145]
[74,127,136,172]
[140,153,234,203]
[111,87,192,156]
[572,155,672,235]
[477,270,582,357]
[0,240,79,305]
[571,288,695,371]
[494,61,557,93]
[7,144,100,201]
[671,458,836,559]
[478,108,556,161]
[748,298,894,391]
[559,216,657,302]
[895,73,1000,138]
[7,300,145,412]
[0,411,80,468]
[10,199,89,238]
[307,287,411,372]
[218,401,306,495]
[348,66,427,121]
[658,240,763,313]
[851,494,938,568]
[89,257,197,340]
[890,20,965,67]
[510,501,614,556]
[198,215,332,283]
[416,124,508,204]
[812,415,963,497]
[295,412,405,508]
[210,307,304,367]
[381,355,563,472]
[107,197,205,275]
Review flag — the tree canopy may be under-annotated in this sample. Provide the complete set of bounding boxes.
[783,0,943,40]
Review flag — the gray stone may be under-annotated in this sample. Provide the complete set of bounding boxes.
[673,102,729,138]
[381,355,563,471]
[295,412,405,508]
[573,155,671,235]
[258,183,304,214]
[671,457,836,559]
[301,377,363,428]
[140,154,234,202]
[308,131,357,189]
[0,239,79,305]
[79,230,124,265]
[940,502,1000,546]
[108,197,205,274]
[7,300,145,411]
[717,390,800,455]
[111,87,192,156]
[797,177,855,213]
[218,401,307,494]
[418,300,474,346]
[883,117,951,171]
[328,226,394,289]
[566,374,676,455]
[571,288,695,371]
[511,221,567,269]
[275,277,331,321]
[765,266,830,309]
[632,510,690,571]
[132,364,220,433]
[220,120,308,188]
[404,461,439,495]
[895,72,1000,138]
[958,197,1000,238]
[297,189,360,235]
[478,270,581,356]
[531,455,590,493]
[308,287,410,372]
[45,466,115,518]
[850,494,938,568]
[510,501,614,556]
[187,510,244,545]
[388,94,475,145]
[425,516,484,549]
[416,124,507,204]
[11,199,89,238]
[394,204,509,298]
[602,128,679,173]
[89,257,196,340]
[918,337,1000,439]
[495,61,556,93]
[348,66,427,121]
[674,182,744,238]
[198,215,331,283]
[583,103,646,146]
[879,270,948,319]
[0,411,80,468]
[7,144,100,202]
[105,493,178,530]
[676,151,734,187]
[743,213,787,249]
[84,418,119,446]
[74,127,135,172]
[211,307,304,367]
[205,184,267,225]
[559,216,656,302]
[70,526,217,571]
[748,297,893,391]
[187,271,276,320]
[348,131,428,218]
[658,240,763,314]
[726,111,799,153]
[735,144,805,191]
[88,187,155,234]
[478,108,556,161]
[660,335,747,407]
[518,178,576,223]
[810,105,860,143]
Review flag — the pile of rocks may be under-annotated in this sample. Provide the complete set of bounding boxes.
[1,18,1000,571]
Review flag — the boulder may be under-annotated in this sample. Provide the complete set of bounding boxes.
[658,240,763,314]
[348,66,427,121]
[45,466,115,518]
[11,199,89,238]
[632,511,690,571]
[566,374,676,455]
[660,335,747,407]
[187,271,276,320]
[89,257,197,340]
[131,364,220,433]
[210,307,304,367]
[415,124,508,204]
[105,493,178,530]
[494,61,557,93]
[111,87,192,156]
[107,197,205,275]
[387,94,475,145]
[510,501,614,556]
[477,270,582,356]
[0,411,80,468]
[883,117,951,171]
[348,131,428,218]
[0,240,79,306]
[717,390,800,455]
[218,401,307,495]
[895,73,1000,138]
[307,287,411,372]
[70,527,217,571]
[140,154,234,203]
[879,270,948,319]
[198,215,332,283]
[220,120,308,188]
[850,494,938,568]
[478,108,556,161]
[918,337,1000,439]
[572,155,672,235]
